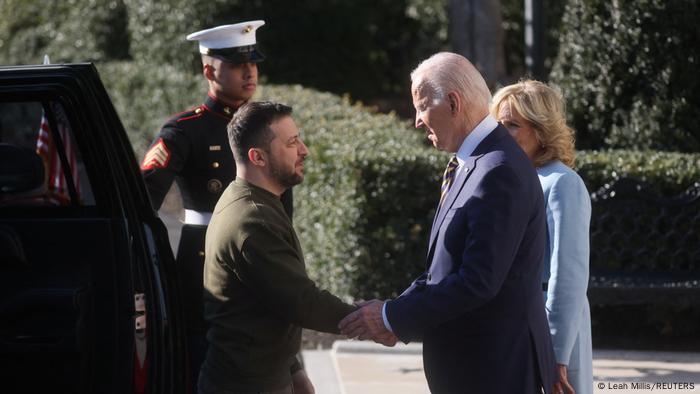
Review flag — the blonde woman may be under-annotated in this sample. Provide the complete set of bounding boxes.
[491,80,592,394]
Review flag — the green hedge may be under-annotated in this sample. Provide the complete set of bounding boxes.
[577,150,700,195]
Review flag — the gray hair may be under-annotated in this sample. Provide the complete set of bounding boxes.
[410,52,491,111]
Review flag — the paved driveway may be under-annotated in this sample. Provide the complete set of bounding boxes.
[304,341,700,394]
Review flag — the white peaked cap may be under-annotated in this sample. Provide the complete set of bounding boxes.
[187,20,265,55]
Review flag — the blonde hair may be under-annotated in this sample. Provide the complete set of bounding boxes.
[490,80,576,168]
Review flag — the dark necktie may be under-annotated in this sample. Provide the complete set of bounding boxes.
[439,156,459,208]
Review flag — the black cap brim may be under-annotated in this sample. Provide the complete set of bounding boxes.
[206,45,265,63]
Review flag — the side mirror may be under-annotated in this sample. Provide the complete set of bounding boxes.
[0,143,45,194]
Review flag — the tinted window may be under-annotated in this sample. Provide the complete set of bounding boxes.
[0,101,95,206]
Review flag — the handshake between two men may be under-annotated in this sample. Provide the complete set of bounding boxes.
[338,299,398,347]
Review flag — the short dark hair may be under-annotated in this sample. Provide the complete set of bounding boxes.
[227,101,293,163]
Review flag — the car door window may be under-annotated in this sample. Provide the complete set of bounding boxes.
[1,65,187,394]
[0,99,111,393]
[0,100,95,207]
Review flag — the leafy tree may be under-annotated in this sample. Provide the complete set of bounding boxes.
[550,0,700,151]
[449,0,505,86]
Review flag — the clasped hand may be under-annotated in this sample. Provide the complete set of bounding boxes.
[338,299,397,347]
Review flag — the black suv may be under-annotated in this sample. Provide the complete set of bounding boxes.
[0,64,187,394]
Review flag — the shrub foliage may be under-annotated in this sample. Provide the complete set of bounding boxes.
[551,0,700,152]
[577,150,700,195]
[0,0,130,65]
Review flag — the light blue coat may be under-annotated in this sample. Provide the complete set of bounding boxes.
[539,160,593,394]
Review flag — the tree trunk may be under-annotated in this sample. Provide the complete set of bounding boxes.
[449,0,505,87]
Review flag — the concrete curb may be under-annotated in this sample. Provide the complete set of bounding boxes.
[593,349,700,362]
[332,340,423,355]
[302,349,345,394]
[303,341,425,394]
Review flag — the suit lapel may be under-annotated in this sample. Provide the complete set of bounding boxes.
[428,157,476,246]
[425,125,509,265]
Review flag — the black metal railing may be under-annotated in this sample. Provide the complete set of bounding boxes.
[587,178,700,304]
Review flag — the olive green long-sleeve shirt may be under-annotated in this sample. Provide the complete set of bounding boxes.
[201,178,354,392]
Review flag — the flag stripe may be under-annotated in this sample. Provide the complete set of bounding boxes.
[35,103,81,204]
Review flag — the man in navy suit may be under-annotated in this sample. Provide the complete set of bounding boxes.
[339,52,557,394]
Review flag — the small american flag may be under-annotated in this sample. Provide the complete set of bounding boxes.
[36,103,81,205]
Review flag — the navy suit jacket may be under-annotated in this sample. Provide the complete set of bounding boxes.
[386,125,556,394]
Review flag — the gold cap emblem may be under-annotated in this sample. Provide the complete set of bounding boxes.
[243,25,253,34]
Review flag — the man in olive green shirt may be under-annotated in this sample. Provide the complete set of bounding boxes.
[200,101,355,394]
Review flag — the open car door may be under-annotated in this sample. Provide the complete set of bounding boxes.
[0,64,187,394]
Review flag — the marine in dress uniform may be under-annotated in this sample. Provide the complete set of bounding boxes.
[139,20,293,388]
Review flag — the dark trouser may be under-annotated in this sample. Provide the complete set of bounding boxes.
[197,371,294,394]
[177,224,208,394]
[188,332,208,393]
